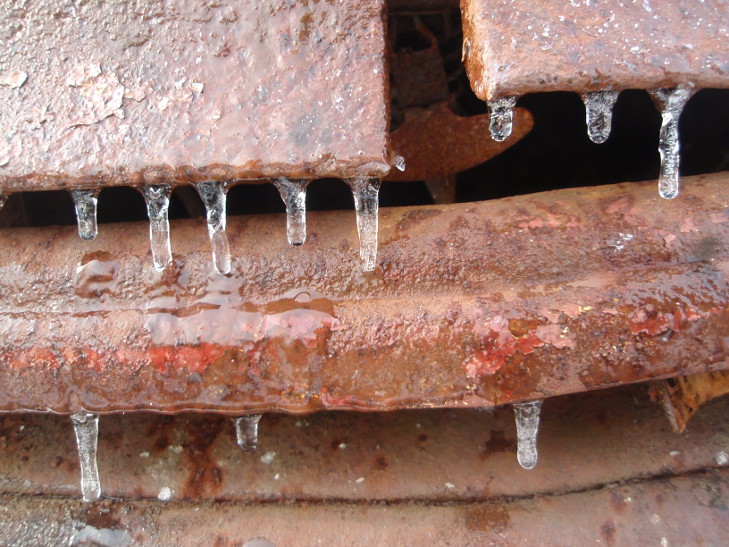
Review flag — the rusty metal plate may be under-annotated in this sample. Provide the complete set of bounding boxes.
[1,385,729,503]
[1,173,729,414]
[461,0,729,100]
[0,0,390,192]
[1,471,728,544]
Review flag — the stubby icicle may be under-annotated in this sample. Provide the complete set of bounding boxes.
[141,185,173,271]
[273,178,309,246]
[513,400,544,470]
[70,189,100,241]
[71,412,101,501]
[234,415,262,452]
[195,181,231,275]
[346,177,382,272]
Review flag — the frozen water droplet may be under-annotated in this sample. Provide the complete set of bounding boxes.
[273,178,308,246]
[394,155,406,172]
[649,87,694,200]
[581,90,619,144]
[487,96,519,141]
[71,413,101,501]
[0,191,6,210]
[348,177,381,272]
[70,189,100,241]
[195,181,230,274]
[141,185,172,271]
[234,415,262,451]
[513,400,543,470]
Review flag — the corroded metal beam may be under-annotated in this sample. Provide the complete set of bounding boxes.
[1,173,729,414]
[461,0,729,100]
[0,0,390,192]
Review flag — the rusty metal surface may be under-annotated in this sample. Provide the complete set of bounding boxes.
[386,103,532,181]
[1,173,729,413]
[3,471,729,545]
[1,385,729,503]
[461,0,729,100]
[652,370,729,433]
[0,0,390,192]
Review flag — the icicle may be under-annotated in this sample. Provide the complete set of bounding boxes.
[141,185,172,271]
[649,87,694,200]
[581,90,620,144]
[513,400,543,470]
[71,413,101,501]
[273,178,309,246]
[348,177,381,272]
[0,190,6,210]
[394,155,406,172]
[234,414,262,451]
[487,96,519,142]
[195,181,230,274]
[70,189,100,241]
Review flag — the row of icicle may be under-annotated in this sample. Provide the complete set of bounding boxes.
[70,402,543,501]
[488,86,694,200]
[67,176,383,275]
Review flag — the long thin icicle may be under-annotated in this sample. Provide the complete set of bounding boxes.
[234,415,262,452]
[70,189,100,241]
[513,400,543,470]
[71,413,101,501]
[348,177,381,272]
[273,178,309,246]
[195,181,230,274]
[649,87,694,200]
[487,96,519,142]
[581,90,620,144]
[141,185,172,271]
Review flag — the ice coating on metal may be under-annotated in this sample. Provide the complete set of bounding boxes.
[513,400,543,470]
[70,189,99,241]
[348,177,381,272]
[462,0,729,100]
[234,415,262,452]
[195,181,230,275]
[142,185,172,271]
[273,178,309,247]
[71,412,101,502]
[487,96,518,142]
[0,0,390,192]
[650,87,694,200]
[581,90,620,144]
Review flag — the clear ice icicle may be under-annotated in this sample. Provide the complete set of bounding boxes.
[234,415,262,451]
[71,413,101,501]
[141,185,172,271]
[71,189,100,241]
[273,178,309,246]
[581,90,620,144]
[649,87,694,200]
[487,96,519,142]
[195,181,230,274]
[348,177,381,272]
[513,400,543,470]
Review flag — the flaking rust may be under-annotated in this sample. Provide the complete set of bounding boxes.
[1,173,729,414]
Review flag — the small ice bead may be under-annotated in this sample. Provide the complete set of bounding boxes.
[234,415,262,452]
[581,90,619,144]
[71,189,100,241]
[487,96,519,142]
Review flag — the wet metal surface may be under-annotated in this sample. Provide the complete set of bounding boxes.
[1,173,729,414]
[0,387,728,544]
[461,0,729,100]
[0,0,390,192]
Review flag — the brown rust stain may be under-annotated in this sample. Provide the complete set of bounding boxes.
[463,505,510,534]
[181,416,226,499]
